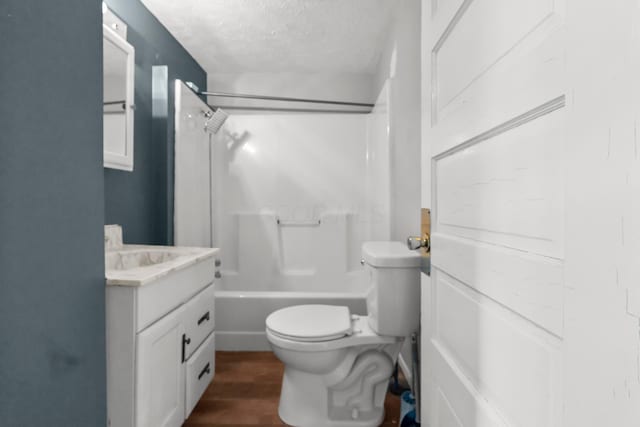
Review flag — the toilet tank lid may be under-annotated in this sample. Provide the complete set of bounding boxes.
[362,241,422,268]
[266,305,352,340]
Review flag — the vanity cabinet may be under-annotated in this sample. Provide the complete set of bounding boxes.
[107,256,218,427]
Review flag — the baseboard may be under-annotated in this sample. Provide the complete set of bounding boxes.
[215,331,271,351]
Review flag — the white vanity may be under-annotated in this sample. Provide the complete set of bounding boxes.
[105,225,219,427]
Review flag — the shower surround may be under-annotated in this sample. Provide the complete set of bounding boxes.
[207,85,390,349]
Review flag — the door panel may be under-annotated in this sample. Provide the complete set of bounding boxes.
[430,0,565,155]
[432,344,509,427]
[432,233,563,336]
[434,107,565,258]
[434,0,555,113]
[436,390,464,427]
[424,0,567,425]
[433,272,561,427]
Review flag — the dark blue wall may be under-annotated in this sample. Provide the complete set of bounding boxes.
[0,1,106,426]
[104,0,207,245]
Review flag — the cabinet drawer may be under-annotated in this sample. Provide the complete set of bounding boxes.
[136,256,215,332]
[182,284,215,360]
[185,332,215,418]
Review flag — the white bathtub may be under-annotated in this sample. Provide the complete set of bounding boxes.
[214,272,368,350]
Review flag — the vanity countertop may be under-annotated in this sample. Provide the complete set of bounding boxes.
[105,244,219,287]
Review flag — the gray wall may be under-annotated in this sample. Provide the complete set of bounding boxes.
[104,0,207,245]
[0,1,106,426]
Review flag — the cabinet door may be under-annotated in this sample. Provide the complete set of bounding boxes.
[136,306,185,427]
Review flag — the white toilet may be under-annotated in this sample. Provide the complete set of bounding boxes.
[266,242,421,427]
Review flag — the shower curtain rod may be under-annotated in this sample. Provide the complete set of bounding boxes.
[209,105,371,114]
[200,91,374,108]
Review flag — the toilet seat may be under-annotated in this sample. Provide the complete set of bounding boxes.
[267,314,400,352]
[266,305,353,342]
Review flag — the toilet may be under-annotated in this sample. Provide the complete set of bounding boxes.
[266,242,421,427]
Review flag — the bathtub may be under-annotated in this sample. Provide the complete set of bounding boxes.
[214,271,369,350]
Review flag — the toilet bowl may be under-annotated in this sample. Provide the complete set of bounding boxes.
[266,305,402,427]
[266,242,421,427]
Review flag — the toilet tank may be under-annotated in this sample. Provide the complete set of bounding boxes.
[362,242,421,337]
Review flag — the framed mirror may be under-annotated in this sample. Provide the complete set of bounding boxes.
[103,22,134,171]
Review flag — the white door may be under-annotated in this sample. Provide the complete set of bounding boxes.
[421,0,640,426]
[136,306,185,427]
[421,0,566,425]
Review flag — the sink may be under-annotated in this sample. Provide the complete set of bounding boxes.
[105,245,217,286]
[104,225,218,286]
[107,248,190,271]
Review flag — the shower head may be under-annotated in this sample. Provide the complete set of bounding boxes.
[204,108,229,134]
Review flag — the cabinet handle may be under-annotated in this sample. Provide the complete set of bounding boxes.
[198,362,211,380]
[197,311,210,326]
[181,334,191,363]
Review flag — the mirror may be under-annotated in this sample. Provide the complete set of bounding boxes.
[103,20,134,171]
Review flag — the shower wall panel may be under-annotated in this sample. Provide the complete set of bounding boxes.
[212,114,389,291]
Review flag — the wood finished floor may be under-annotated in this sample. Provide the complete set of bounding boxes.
[184,351,402,427]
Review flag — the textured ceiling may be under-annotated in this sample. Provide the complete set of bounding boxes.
[140,0,395,74]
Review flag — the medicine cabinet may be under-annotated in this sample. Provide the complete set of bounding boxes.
[103,6,135,171]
